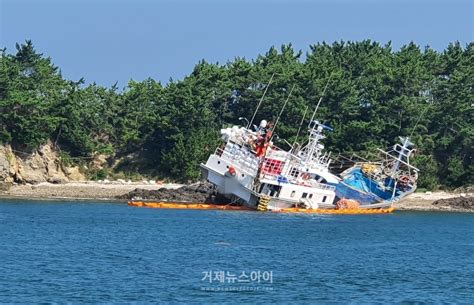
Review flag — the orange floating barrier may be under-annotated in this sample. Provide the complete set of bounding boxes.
[128,201,254,211]
[128,201,394,214]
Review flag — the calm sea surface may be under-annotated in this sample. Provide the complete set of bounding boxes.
[0,199,473,303]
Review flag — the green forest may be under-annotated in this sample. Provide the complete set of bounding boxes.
[0,40,472,189]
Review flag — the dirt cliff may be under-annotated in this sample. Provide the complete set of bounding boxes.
[0,141,86,188]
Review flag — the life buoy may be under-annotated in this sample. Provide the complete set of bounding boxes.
[228,166,236,176]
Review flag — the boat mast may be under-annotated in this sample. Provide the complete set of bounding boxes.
[304,74,332,163]
[270,84,295,141]
[308,73,333,125]
[252,86,295,189]
[247,73,275,130]
[389,137,412,201]
[291,105,309,151]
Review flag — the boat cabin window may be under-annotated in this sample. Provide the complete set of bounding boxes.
[302,192,308,199]
[312,174,327,183]
[259,183,282,197]
[290,191,296,198]
[322,196,327,203]
[309,194,313,199]
[290,168,299,178]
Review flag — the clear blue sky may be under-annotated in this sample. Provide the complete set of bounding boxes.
[1,0,473,88]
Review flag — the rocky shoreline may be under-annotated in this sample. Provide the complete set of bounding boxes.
[0,181,183,201]
[2,138,472,212]
[0,181,473,212]
[393,192,474,213]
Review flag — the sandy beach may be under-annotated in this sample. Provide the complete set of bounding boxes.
[0,181,472,212]
[0,181,183,201]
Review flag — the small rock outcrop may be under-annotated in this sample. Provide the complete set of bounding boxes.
[432,196,474,211]
[118,182,230,204]
[63,166,85,181]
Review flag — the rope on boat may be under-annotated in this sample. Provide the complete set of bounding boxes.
[335,198,361,209]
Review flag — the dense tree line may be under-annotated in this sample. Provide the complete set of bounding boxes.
[0,40,472,188]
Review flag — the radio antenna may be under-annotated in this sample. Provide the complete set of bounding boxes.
[309,72,333,124]
[292,105,309,150]
[271,84,295,138]
[248,73,275,129]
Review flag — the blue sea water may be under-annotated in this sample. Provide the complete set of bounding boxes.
[0,199,473,303]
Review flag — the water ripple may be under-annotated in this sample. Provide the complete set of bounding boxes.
[0,200,473,303]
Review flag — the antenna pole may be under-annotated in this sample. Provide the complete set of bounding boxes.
[281,104,308,177]
[309,72,333,124]
[409,102,431,138]
[248,73,275,129]
[292,105,308,150]
[271,84,295,138]
[304,73,333,161]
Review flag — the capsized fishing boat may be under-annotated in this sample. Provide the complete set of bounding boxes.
[200,74,401,213]
[334,136,419,208]
[129,75,407,214]
[200,116,345,211]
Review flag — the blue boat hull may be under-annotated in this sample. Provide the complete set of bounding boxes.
[335,168,414,205]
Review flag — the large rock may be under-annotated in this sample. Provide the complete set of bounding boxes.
[117,182,229,204]
[0,181,12,191]
[0,141,89,184]
[0,144,18,181]
[17,150,49,183]
[433,196,474,211]
[41,144,69,183]
[18,141,69,184]
[63,166,86,181]
[0,146,10,180]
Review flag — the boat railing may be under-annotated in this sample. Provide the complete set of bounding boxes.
[260,172,335,191]
[214,145,260,174]
[376,148,419,171]
[308,180,336,191]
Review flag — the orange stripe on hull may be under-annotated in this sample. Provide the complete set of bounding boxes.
[275,207,395,214]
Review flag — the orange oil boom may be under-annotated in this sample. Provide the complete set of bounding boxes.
[128,201,395,214]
